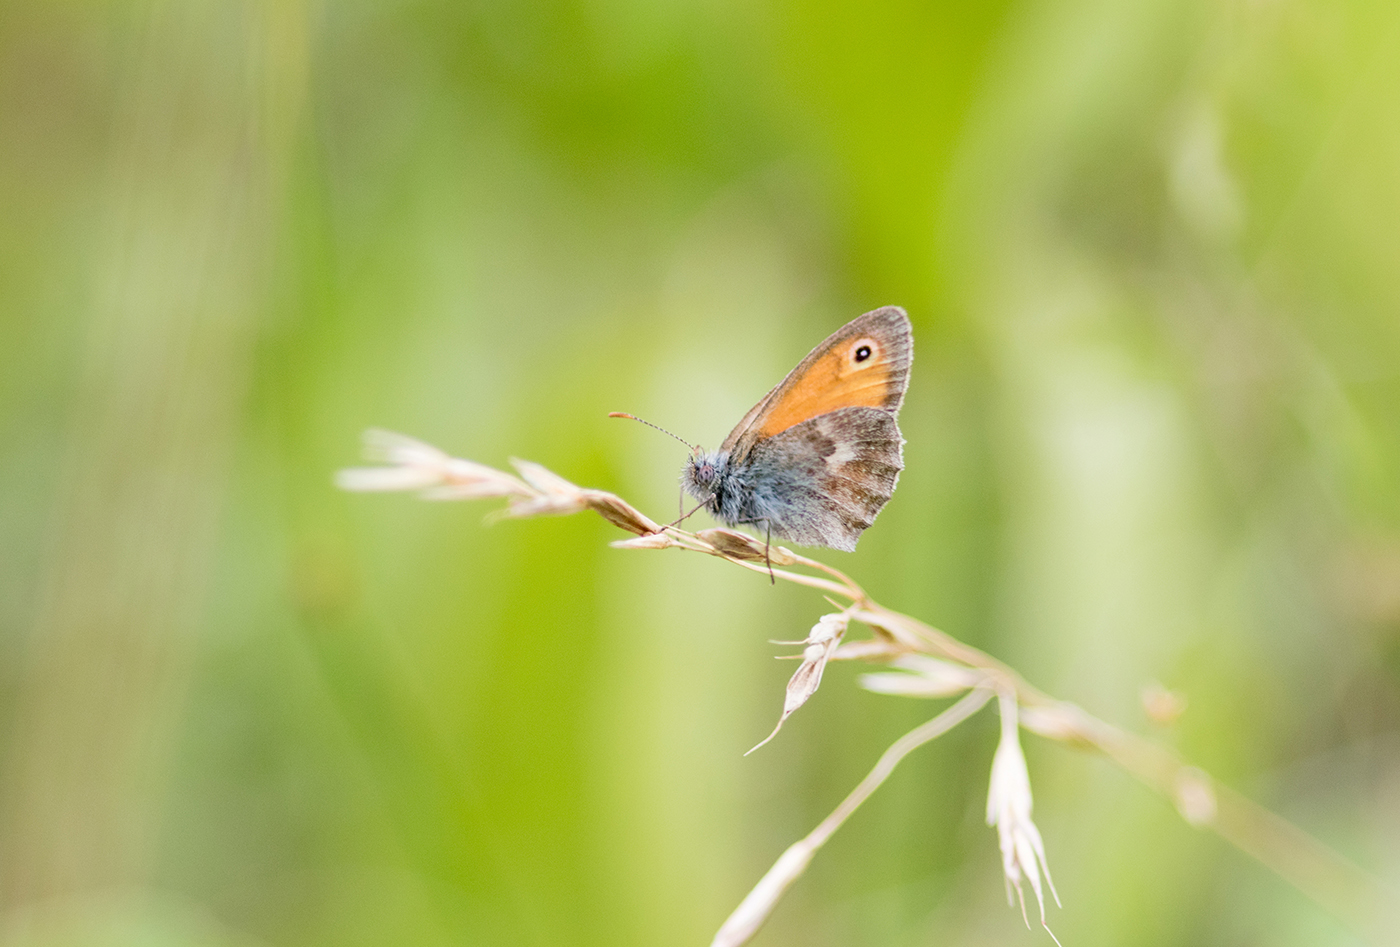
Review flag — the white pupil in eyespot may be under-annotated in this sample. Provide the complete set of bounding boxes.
[854,345,873,362]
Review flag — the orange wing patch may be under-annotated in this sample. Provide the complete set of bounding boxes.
[754,335,900,439]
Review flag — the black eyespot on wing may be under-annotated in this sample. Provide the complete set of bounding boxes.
[854,344,872,362]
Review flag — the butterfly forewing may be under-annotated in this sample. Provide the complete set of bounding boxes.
[723,306,913,464]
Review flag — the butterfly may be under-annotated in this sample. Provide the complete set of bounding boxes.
[680,306,912,552]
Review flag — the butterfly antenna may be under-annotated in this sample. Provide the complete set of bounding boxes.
[608,412,699,453]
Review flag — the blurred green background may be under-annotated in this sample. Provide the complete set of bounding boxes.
[2,0,1399,944]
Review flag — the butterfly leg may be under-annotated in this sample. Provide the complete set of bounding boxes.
[734,516,776,584]
[764,519,774,584]
[666,499,709,530]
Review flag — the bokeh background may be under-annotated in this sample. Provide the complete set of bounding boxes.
[3,0,1399,944]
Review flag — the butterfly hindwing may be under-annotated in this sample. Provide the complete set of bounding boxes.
[740,407,905,552]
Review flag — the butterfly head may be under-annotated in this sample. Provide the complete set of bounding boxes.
[682,449,726,506]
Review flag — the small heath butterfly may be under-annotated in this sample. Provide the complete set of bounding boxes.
[622,306,912,551]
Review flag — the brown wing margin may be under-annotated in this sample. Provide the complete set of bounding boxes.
[722,306,912,463]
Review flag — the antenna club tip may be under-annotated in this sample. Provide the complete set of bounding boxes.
[608,412,699,452]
